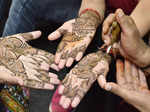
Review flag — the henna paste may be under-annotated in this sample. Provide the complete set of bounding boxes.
[0,33,56,89]
[57,10,100,60]
[62,51,111,100]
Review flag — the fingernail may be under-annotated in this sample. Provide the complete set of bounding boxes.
[117,10,124,18]
[104,40,108,44]
[71,97,80,108]
[105,84,112,91]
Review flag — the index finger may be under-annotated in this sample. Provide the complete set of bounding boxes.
[19,31,42,41]
[116,59,126,85]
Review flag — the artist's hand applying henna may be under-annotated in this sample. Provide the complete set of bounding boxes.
[98,59,150,112]
[0,31,60,89]
[48,10,101,69]
[102,9,150,69]
[57,51,111,109]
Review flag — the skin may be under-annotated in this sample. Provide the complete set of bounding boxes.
[48,0,105,69]
[98,59,150,112]
[102,9,150,72]
[58,51,111,109]
[0,31,60,90]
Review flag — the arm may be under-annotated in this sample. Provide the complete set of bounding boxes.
[79,0,105,21]
[131,0,150,37]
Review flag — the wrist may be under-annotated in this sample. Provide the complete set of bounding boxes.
[79,9,103,26]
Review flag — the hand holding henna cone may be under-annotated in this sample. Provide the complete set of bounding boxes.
[0,31,60,90]
[58,51,111,108]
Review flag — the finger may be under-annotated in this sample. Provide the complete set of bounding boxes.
[102,34,111,45]
[40,61,50,71]
[48,19,75,40]
[102,14,115,44]
[55,53,62,64]
[71,96,80,108]
[36,71,60,84]
[59,95,67,106]
[116,59,126,85]
[112,42,119,49]
[66,57,74,67]
[20,31,42,41]
[50,77,60,84]
[62,97,71,109]
[97,75,107,88]
[138,69,148,89]
[75,52,83,61]
[131,64,140,88]
[103,14,115,34]
[124,60,132,83]
[18,79,54,90]
[48,27,67,40]
[58,59,66,69]
[58,85,65,94]
[50,64,60,71]
[105,82,130,99]
[48,72,58,79]
[115,9,136,35]
[92,59,109,77]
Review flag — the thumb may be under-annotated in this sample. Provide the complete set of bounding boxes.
[115,9,136,35]
[48,26,66,41]
[20,31,42,41]
[105,82,130,100]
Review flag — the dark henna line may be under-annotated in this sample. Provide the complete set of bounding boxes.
[57,41,67,53]
[61,51,111,101]
[23,79,44,88]
[61,44,87,59]
[20,33,34,41]
[58,29,68,36]
[57,10,99,60]
[0,34,59,89]
[35,75,51,83]
[22,48,38,55]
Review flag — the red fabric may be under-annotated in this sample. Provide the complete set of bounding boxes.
[106,0,139,15]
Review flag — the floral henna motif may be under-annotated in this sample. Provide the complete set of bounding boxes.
[57,10,101,60]
[0,33,59,89]
[60,51,111,107]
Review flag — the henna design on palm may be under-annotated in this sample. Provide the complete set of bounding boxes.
[48,10,101,69]
[58,51,111,108]
[0,31,60,89]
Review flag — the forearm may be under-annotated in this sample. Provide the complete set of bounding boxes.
[130,0,150,37]
[79,0,105,22]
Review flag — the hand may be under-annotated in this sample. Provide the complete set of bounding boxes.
[98,59,150,112]
[102,9,150,68]
[0,31,60,90]
[58,51,111,109]
[48,10,101,69]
